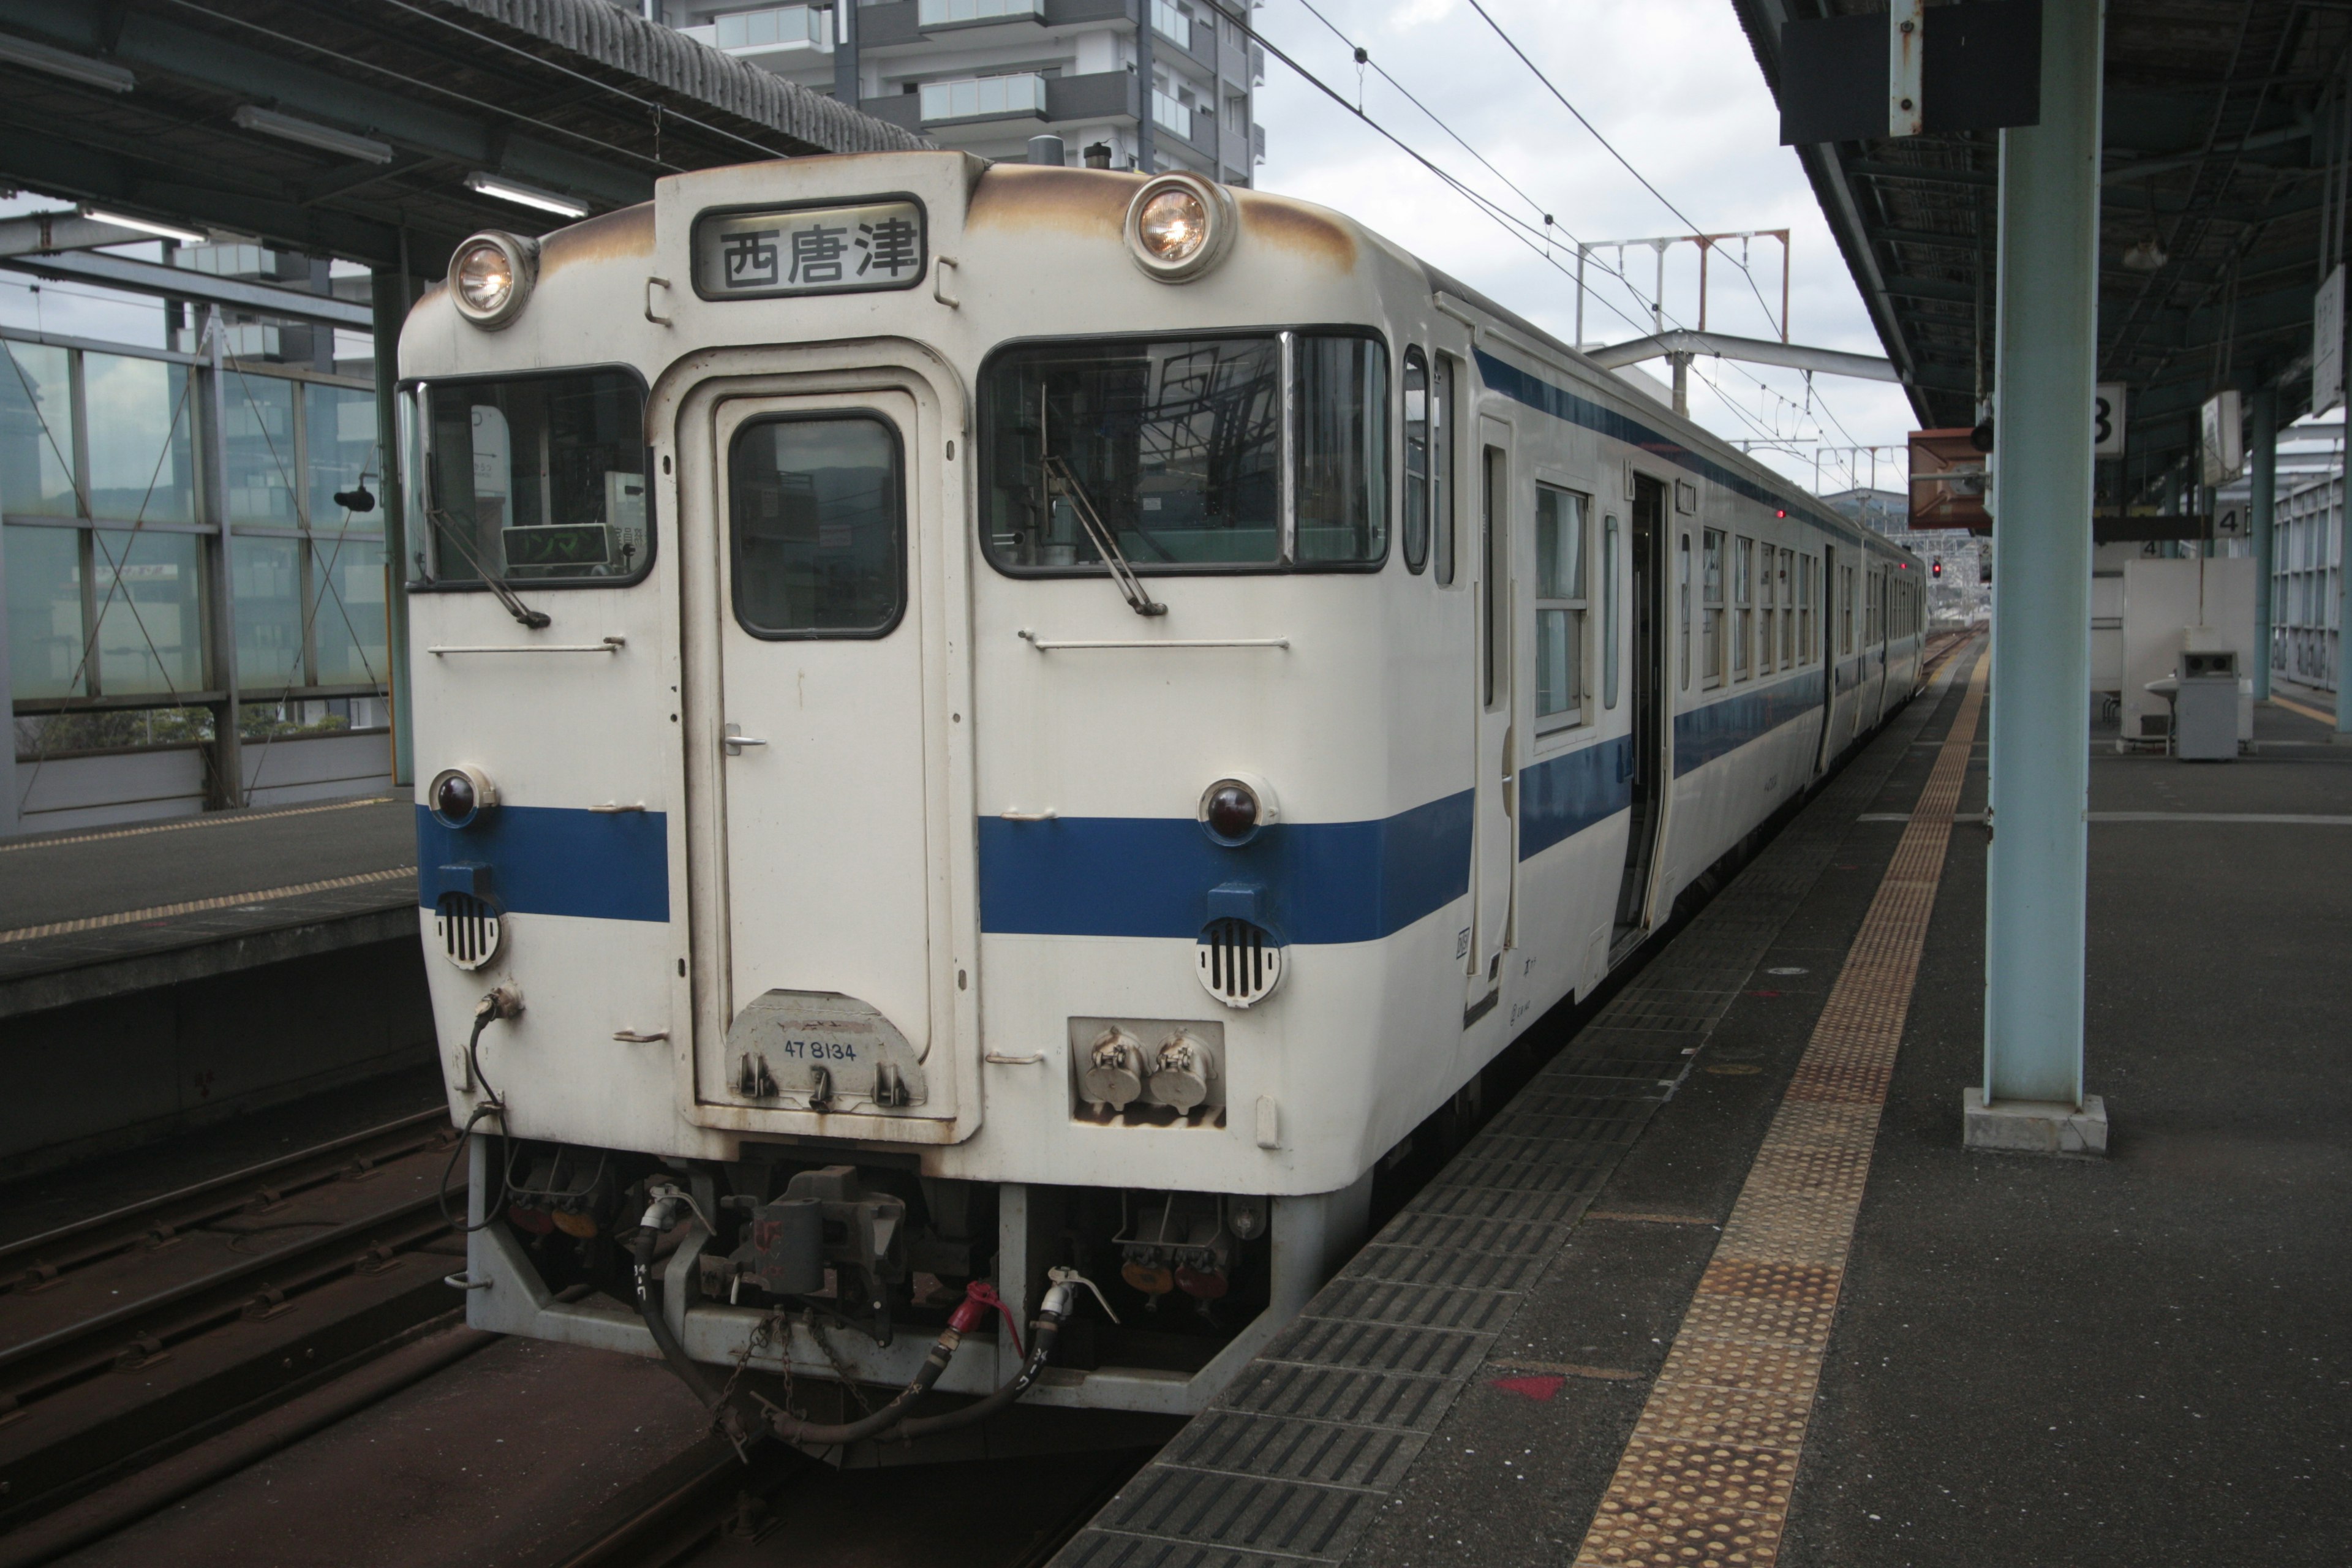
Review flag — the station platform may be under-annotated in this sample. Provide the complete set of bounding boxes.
[0,796,416,1017]
[0,797,434,1176]
[1056,643,2352,1568]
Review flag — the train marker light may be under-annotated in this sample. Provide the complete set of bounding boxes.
[429,764,499,829]
[1126,173,1235,283]
[448,232,537,329]
[1199,772,1278,846]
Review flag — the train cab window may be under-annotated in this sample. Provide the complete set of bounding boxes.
[976,332,1386,576]
[1677,530,1692,691]
[1732,536,1753,680]
[1534,484,1587,728]
[1403,347,1430,573]
[1433,355,1457,586]
[1702,528,1724,688]
[727,415,905,638]
[416,369,651,585]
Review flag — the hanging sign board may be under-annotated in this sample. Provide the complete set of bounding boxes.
[2093,383,2126,458]
[2199,390,2244,486]
[2315,265,2346,415]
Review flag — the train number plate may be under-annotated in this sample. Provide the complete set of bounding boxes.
[691,199,927,301]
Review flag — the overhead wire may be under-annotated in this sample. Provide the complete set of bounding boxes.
[1261,2,1862,470]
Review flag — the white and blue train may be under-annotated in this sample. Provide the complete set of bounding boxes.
[401,149,1925,1431]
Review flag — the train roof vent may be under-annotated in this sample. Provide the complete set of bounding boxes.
[1196,918,1283,1009]
[434,891,503,971]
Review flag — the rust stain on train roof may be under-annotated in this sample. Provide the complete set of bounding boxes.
[540,203,654,276]
[966,164,1138,235]
[1234,190,1355,268]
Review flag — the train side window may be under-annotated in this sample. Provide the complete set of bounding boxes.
[727,414,905,639]
[1402,347,1430,574]
[1732,535,1753,681]
[1758,542,1776,674]
[1433,355,1457,586]
[1677,530,1692,691]
[1702,528,1724,689]
[1482,446,1506,710]
[1534,484,1588,729]
[1777,548,1794,668]
[1841,564,1855,655]
[1294,333,1390,564]
[1798,552,1815,663]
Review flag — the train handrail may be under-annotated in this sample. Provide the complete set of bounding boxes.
[1017,630,1290,651]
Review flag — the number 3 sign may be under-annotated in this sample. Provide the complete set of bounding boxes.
[2094,382,2127,458]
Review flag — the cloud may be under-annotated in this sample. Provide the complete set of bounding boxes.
[1253,0,1923,494]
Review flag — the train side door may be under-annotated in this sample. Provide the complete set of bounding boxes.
[1466,420,1516,1017]
[1813,543,1838,776]
[706,388,944,1114]
[1610,475,1668,946]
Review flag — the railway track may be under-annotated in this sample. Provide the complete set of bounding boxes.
[0,1109,467,1538]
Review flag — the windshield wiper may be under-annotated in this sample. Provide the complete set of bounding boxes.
[1042,455,1166,617]
[424,503,552,630]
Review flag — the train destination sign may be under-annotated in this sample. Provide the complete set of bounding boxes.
[691,199,927,300]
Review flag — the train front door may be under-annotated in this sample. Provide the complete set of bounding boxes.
[690,380,963,1125]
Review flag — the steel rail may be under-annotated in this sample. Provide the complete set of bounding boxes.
[0,1109,447,1284]
[0,1194,447,1384]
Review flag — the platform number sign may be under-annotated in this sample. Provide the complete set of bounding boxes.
[691,198,927,301]
[2093,383,2126,458]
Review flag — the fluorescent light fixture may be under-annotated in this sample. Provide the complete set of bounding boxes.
[0,31,134,92]
[78,205,209,246]
[464,173,589,220]
[232,105,394,165]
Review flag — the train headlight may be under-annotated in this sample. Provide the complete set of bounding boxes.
[429,764,499,829]
[1126,174,1235,283]
[1199,772,1278,846]
[448,232,537,329]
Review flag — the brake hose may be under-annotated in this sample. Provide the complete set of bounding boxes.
[630,1189,1095,1449]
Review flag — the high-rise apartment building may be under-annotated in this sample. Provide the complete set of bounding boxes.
[645,0,1265,183]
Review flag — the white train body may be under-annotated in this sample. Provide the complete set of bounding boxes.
[402,151,1924,1414]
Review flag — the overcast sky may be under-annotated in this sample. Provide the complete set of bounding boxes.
[1250,0,1924,496]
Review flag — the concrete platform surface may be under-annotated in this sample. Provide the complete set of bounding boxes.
[0,797,416,1007]
[1058,653,2352,1567]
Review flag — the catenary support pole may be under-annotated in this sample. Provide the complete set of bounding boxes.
[1969,0,2108,1154]
[2249,384,2275,701]
[198,307,244,812]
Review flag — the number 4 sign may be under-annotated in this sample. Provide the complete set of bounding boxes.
[2093,383,2126,457]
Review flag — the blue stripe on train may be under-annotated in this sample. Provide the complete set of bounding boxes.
[1518,735,1633,859]
[977,791,1473,943]
[415,804,671,922]
[1673,669,1826,776]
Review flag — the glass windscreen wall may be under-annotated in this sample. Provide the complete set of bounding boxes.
[978,331,1388,575]
[1,330,386,731]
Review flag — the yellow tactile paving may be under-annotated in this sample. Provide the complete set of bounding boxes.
[0,866,417,944]
[1573,649,1988,1568]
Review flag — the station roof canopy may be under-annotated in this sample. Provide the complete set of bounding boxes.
[0,0,927,276]
[1731,0,2345,497]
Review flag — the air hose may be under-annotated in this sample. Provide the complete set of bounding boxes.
[629,1188,1095,1449]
